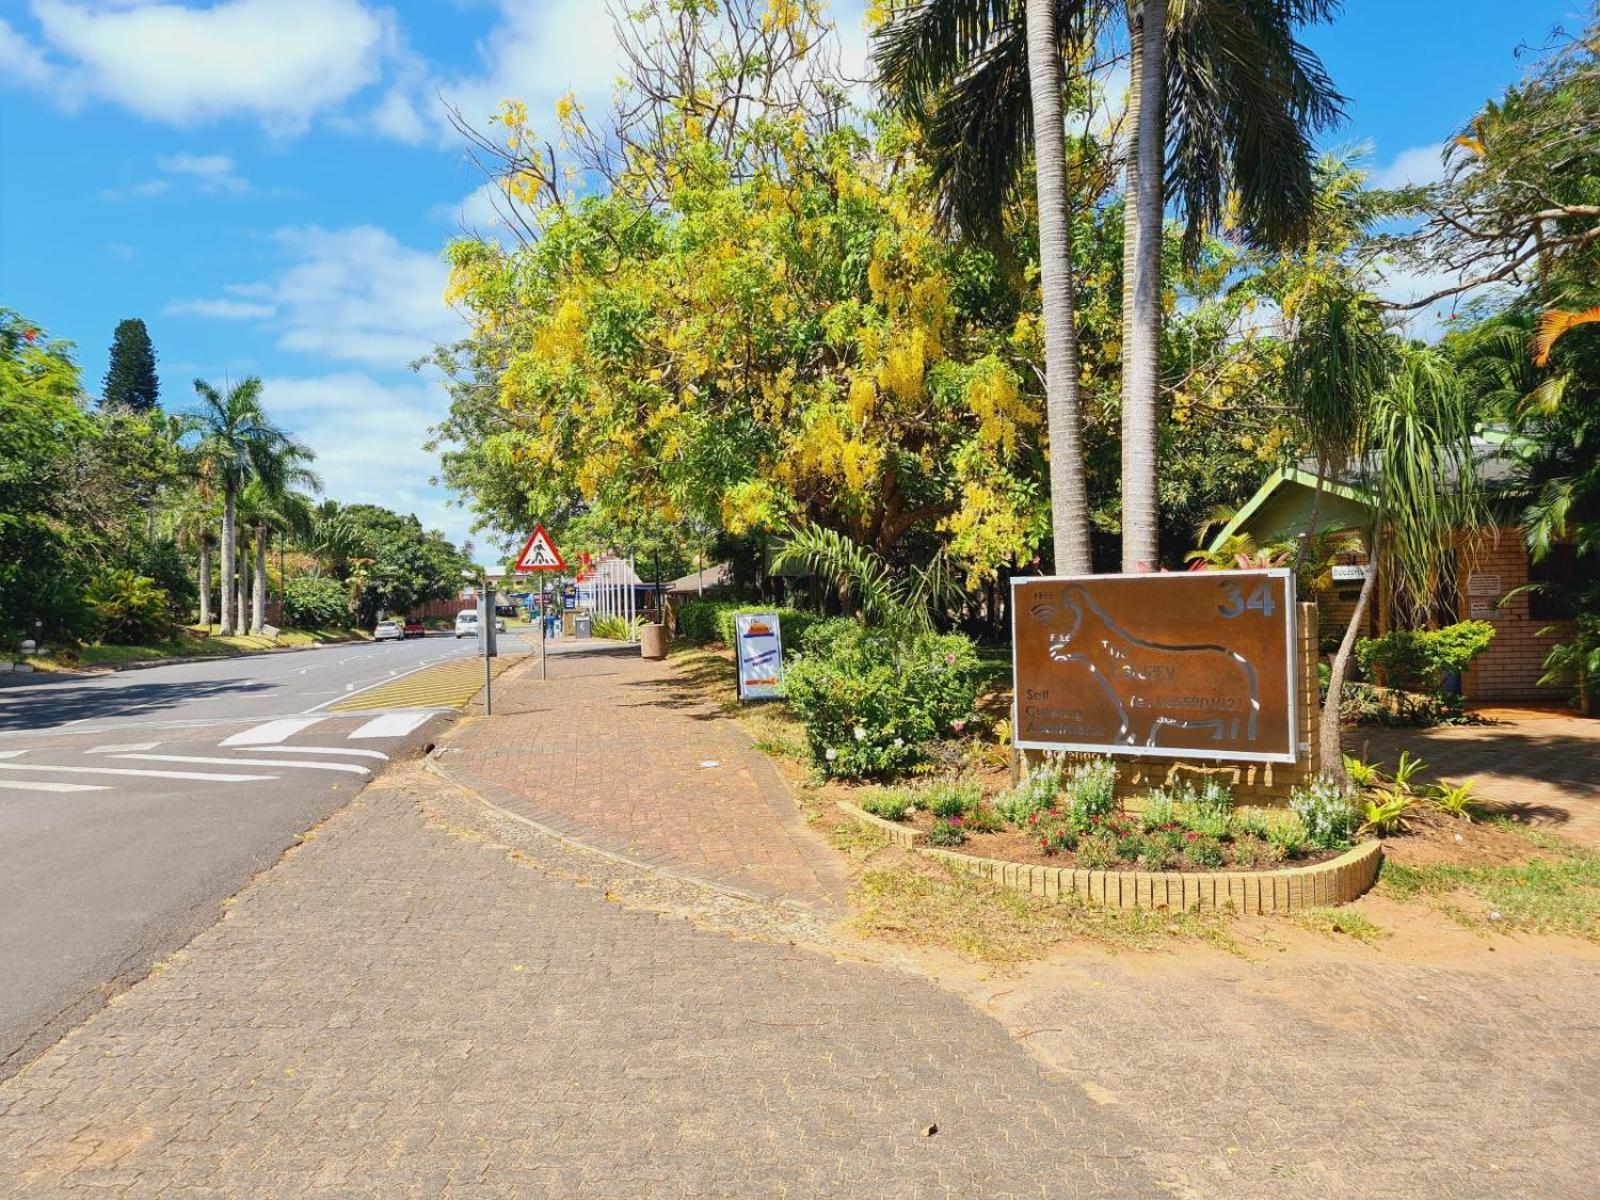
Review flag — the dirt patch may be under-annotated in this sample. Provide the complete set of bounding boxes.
[1378,803,1536,868]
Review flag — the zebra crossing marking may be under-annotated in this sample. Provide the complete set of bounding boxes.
[114,753,370,777]
[348,712,433,740]
[0,779,111,794]
[220,717,325,747]
[0,763,277,783]
[246,746,390,761]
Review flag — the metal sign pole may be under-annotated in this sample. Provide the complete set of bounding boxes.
[541,584,548,681]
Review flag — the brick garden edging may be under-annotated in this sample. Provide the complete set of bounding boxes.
[837,801,1383,913]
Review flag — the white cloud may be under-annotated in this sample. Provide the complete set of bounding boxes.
[165,297,276,320]
[268,225,463,368]
[0,16,57,87]
[1371,143,1449,190]
[100,178,171,201]
[158,151,249,192]
[259,371,472,549]
[12,0,390,133]
[170,225,464,367]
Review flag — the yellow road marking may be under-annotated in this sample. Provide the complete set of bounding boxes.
[329,655,522,713]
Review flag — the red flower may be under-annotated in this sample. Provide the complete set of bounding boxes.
[21,328,38,342]
[1186,832,1199,841]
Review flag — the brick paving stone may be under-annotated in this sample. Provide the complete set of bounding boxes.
[1348,713,1600,846]
[0,774,1153,1199]
[439,643,850,912]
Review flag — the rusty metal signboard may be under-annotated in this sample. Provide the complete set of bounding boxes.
[1012,570,1298,764]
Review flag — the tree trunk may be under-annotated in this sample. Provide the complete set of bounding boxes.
[219,489,236,635]
[1026,0,1093,575]
[1120,3,1142,378]
[237,534,250,636]
[252,522,268,635]
[1121,0,1167,572]
[1320,519,1383,779]
[198,542,212,628]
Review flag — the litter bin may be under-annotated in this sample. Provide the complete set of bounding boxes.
[639,622,667,661]
[573,612,592,639]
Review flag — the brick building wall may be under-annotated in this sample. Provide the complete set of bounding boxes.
[1457,528,1575,701]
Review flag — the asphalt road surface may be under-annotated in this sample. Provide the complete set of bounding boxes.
[0,633,528,1080]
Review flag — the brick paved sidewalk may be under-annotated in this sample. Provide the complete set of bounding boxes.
[0,770,1152,1199]
[1348,712,1600,846]
[437,643,849,912]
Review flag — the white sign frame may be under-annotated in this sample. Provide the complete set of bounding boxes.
[1009,569,1300,765]
[734,612,784,702]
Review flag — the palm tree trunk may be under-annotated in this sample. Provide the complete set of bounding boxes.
[198,542,212,628]
[1025,0,1093,575]
[1120,3,1141,373]
[238,537,251,635]
[220,488,236,635]
[1320,518,1382,779]
[252,523,269,635]
[1121,0,1167,572]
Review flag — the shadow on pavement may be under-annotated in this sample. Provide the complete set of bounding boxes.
[0,677,271,732]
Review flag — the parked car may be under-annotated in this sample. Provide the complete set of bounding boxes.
[454,610,480,638]
[374,619,403,642]
[403,618,425,639]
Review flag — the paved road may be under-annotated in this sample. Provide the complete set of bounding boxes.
[0,634,527,1080]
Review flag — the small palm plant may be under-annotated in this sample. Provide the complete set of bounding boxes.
[1431,778,1483,822]
[1390,751,1428,796]
[1342,754,1385,791]
[1360,792,1413,836]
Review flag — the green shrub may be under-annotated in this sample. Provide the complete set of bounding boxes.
[1266,815,1310,859]
[1183,835,1226,869]
[1076,831,1118,869]
[963,802,1005,834]
[118,537,196,620]
[996,761,1063,824]
[923,779,981,820]
[1356,621,1496,691]
[282,575,350,629]
[782,621,980,779]
[927,818,966,847]
[1289,779,1361,850]
[673,600,820,651]
[84,570,172,644]
[1063,758,1118,822]
[1139,792,1177,832]
[857,788,912,822]
[1180,805,1232,839]
[1137,840,1177,871]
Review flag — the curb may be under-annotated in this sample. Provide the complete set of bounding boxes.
[11,636,372,680]
[834,802,1383,913]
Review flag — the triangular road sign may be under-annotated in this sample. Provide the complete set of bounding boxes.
[513,525,566,572]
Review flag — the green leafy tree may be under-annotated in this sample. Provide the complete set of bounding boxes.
[0,309,96,644]
[102,318,161,412]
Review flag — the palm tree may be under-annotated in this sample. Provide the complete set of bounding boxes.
[159,488,221,627]
[241,474,319,635]
[875,0,1343,571]
[308,500,368,579]
[189,378,305,636]
[875,0,1094,574]
[1286,325,1482,778]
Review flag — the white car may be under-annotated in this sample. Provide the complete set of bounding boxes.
[454,610,480,638]
[373,619,403,642]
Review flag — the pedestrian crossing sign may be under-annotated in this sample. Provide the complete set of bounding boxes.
[513,525,566,572]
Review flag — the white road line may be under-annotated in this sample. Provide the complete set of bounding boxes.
[348,712,434,740]
[0,750,27,760]
[114,753,370,777]
[0,779,112,793]
[245,746,390,761]
[220,717,325,747]
[0,763,277,783]
[86,742,161,754]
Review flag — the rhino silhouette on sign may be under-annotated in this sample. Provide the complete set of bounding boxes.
[1030,585,1260,748]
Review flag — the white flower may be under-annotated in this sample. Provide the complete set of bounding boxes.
[853,726,867,741]
[893,738,904,748]
[824,747,838,761]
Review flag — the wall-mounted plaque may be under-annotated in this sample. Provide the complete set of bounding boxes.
[1467,574,1502,597]
[1012,570,1299,764]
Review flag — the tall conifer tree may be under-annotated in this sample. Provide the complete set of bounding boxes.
[103,318,160,411]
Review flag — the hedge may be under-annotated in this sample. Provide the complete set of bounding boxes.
[673,599,820,652]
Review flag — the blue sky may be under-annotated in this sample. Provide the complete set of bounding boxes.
[0,0,1584,562]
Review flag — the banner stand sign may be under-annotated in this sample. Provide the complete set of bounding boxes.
[734,613,784,702]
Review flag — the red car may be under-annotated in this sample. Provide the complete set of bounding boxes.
[403,618,426,640]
